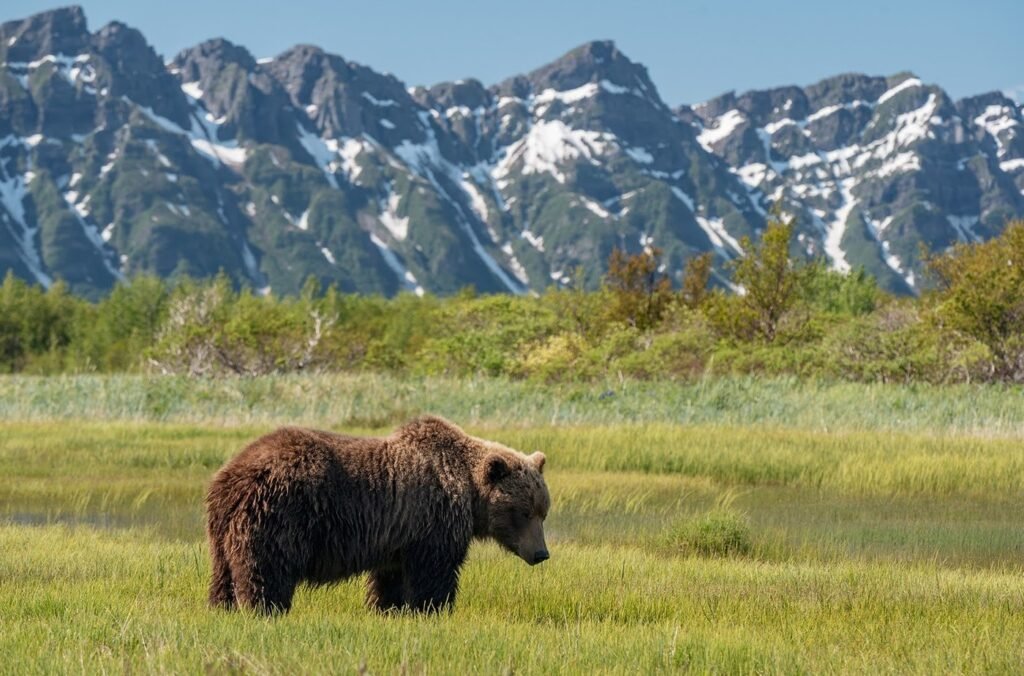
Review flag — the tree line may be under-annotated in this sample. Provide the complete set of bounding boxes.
[3,214,1023,384]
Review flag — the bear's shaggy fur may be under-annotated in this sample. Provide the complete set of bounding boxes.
[206,415,550,614]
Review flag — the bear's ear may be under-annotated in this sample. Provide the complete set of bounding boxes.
[484,455,511,485]
[530,451,546,473]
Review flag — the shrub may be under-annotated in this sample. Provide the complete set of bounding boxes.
[415,294,560,377]
[146,276,331,376]
[603,246,673,331]
[666,508,753,558]
[706,211,807,343]
[926,220,1024,381]
[681,251,713,310]
[728,211,803,342]
[515,333,592,383]
[800,262,879,316]
[609,324,713,380]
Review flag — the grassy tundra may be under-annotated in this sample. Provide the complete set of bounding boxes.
[1,376,1023,673]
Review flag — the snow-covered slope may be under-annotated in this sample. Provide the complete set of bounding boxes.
[681,74,1024,292]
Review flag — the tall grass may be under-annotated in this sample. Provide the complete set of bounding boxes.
[2,422,1023,565]
[4,421,1020,501]
[3,378,1024,672]
[3,374,1024,435]
[1,525,1022,674]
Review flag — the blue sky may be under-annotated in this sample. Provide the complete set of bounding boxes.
[6,1,1022,104]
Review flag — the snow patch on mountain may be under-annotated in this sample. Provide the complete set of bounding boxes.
[240,239,263,285]
[823,100,873,123]
[361,92,398,107]
[495,120,614,184]
[865,213,913,287]
[824,178,856,273]
[736,163,772,188]
[697,109,746,151]
[460,177,489,223]
[60,184,125,282]
[295,124,339,188]
[521,229,544,252]
[974,105,1019,156]
[874,151,920,178]
[532,79,648,116]
[325,137,367,184]
[670,186,696,212]
[0,165,52,287]
[579,196,611,219]
[6,53,95,92]
[1000,158,1024,173]
[180,81,203,100]
[947,214,981,243]
[669,186,742,257]
[500,242,530,285]
[370,232,424,296]
[378,190,409,241]
[877,77,923,105]
[137,100,249,169]
[624,146,654,164]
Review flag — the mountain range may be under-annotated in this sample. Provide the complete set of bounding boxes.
[1,6,1021,298]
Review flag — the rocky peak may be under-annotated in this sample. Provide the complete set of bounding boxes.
[491,40,660,104]
[421,78,491,112]
[264,44,426,144]
[956,90,1021,120]
[695,85,809,128]
[803,72,890,110]
[171,38,256,83]
[532,41,649,92]
[0,5,90,63]
[89,20,193,129]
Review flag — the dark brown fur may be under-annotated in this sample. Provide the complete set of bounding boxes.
[206,416,550,615]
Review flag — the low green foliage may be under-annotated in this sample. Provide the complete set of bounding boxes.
[667,507,753,557]
[3,218,1024,382]
[926,219,1024,380]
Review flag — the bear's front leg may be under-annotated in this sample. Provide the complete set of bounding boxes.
[403,540,467,613]
[366,566,405,612]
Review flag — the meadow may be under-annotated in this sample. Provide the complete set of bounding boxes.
[2,375,1024,673]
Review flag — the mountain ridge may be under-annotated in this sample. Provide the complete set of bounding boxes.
[0,6,1020,298]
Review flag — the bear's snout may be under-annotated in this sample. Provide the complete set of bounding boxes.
[531,549,549,565]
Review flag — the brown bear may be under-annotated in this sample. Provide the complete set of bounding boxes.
[205,415,550,614]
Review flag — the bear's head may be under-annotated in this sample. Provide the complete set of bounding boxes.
[476,449,551,565]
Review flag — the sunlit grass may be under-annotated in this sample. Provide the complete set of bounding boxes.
[3,378,1024,672]
[4,373,1024,436]
[2,526,1023,674]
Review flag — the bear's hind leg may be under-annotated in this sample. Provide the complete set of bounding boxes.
[366,566,405,612]
[208,538,235,609]
[230,555,298,615]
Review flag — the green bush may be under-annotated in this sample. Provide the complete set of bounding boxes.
[415,294,561,377]
[801,262,879,316]
[666,508,753,558]
[515,332,593,383]
[926,219,1024,381]
[5,216,1024,385]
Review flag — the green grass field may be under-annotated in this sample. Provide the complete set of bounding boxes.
[2,376,1024,673]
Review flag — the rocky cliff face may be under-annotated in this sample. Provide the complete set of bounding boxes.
[0,7,1020,297]
[684,74,1024,292]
